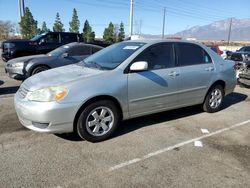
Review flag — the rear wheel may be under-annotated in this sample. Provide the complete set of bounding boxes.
[203,85,224,113]
[31,66,49,76]
[76,100,119,142]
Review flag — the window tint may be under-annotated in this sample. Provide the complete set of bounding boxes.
[244,46,250,52]
[177,43,211,66]
[68,46,91,56]
[61,34,77,43]
[44,33,59,43]
[134,43,175,70]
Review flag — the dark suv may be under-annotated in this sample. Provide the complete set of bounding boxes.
[1,32,83,62]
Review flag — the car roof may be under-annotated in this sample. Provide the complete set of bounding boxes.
[122,39,204,46]
[64,42,104,49]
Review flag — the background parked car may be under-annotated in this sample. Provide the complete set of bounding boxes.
[229,46,250,62]
[206,44,223,56]
[5,42,103,80]
[1,32,83,62]
[238,60,250,87]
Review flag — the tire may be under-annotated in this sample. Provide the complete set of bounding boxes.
[76,100,120,142]
[203,85,224,113]
[31,66,49,76]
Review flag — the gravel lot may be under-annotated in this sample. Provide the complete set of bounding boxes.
[0,52,250,188]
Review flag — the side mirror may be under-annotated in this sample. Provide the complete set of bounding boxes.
[62,53,69,58]
[130,61,148,72]
[39,39,45,45]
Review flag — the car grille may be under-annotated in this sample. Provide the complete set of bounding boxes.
[18,86,29,98]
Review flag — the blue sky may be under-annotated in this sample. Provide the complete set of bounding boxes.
[0,0,249,37]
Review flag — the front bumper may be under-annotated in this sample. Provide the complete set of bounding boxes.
[1,52,12,62]
[5,66,25,80]
[14,90,80,133]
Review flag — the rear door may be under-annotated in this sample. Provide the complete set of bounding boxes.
[176,42,215,105]
[127,43,180,117]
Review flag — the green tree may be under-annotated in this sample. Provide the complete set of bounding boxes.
[19,7,38,38]
[82,20,95,42]
[41,21,49,33]
[53,12,64,32]
[69,8,80,33]
[118,22,125,42]
[103,22,115,43]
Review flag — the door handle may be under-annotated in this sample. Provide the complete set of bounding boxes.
[205,66,214,71]
[168,71,180,77]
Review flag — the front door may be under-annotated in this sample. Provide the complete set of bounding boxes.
[127,43,180,117]
[37,33,61,54]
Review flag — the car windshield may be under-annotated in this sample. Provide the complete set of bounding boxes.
[30,33,46,41]
[47,45,70,56]
[79,42,145,70]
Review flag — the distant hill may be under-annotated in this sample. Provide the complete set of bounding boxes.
[174,18,250,41]
[139,18,250,41]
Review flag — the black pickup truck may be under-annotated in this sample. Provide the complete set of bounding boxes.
[1,32,83,62]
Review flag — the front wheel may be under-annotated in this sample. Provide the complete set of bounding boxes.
[31,66,49,76]
[76,100,119,142]
[203,85,224,113]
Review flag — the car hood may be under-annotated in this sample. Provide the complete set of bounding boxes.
[22,64,105,91]
[8,54,48,64]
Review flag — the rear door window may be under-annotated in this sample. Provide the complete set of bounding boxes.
[134,43,175,70]
[44,33,59,43]
[244,46,250,52]
[61,34,78,43]
[176,43,212,66]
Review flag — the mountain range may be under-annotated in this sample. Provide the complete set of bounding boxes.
[140,18,250,41]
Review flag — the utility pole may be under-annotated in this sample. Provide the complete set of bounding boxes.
[18,0,25,21]
[227,18,233,45]
[129,0,134,37]
[162,7,166,39]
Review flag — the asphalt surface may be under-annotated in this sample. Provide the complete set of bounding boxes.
[0,54,250,188]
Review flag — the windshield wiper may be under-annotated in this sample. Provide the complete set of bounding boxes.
[83,61,104,70]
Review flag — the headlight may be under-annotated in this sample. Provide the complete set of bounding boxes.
[11,62,24,68]
[26,86,68,102]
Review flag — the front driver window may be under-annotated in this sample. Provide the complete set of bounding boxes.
[134,43,175,70]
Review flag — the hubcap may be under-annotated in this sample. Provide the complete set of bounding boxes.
[209,88,222,109]
[86,107,114,136]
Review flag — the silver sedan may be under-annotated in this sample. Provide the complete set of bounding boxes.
[14,40,236,142]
